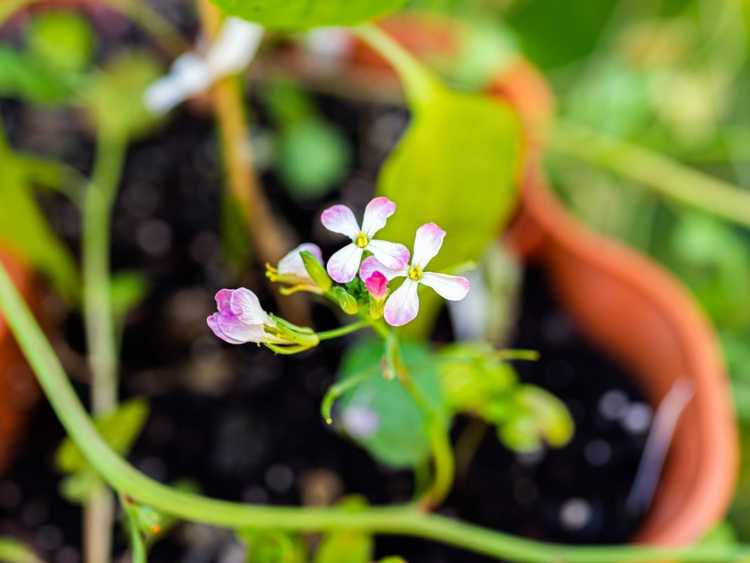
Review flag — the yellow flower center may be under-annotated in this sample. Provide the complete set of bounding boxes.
[355,232,369,248]
[408,265,423,281]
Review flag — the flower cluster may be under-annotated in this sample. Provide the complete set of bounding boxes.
[208,197,470,346]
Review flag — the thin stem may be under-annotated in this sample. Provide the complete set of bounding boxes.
[550,121,750,229]
[0,265,749,561]
[81,133,127,563]
[353,24,438,103]
[317,320,370,341]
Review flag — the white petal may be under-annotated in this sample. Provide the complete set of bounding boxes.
[359,256,405,282]
[361,196,396,237]
[421,272,471,301]
[326,243,364,283]
[208,313,265,345]
[384,280,420,327]
[230,288,269,324]
[206,18,264,76]
[321,204,361,239]
[412,223,446,269]
[367,239,410,270]
[277,243,323,279]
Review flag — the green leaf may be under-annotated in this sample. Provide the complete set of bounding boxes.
[237,530,307,563]
[0,46,74,104]
[0,140,80,301]
[56,398,149,474]
[210,0,406,30]
[515,385,574,448]
[60,470,98,503]
[314,497,373,563]
[83,52,162,140]
[0,537,42,563]
[277,120,351,199]
[336,338,446,468]
[110,271,150,320]
[376,74,521,337]
[26,11,95,74]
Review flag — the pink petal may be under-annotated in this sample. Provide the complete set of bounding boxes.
[277,243,323,279]
[359,256,404,282]
[412,223,446,269]
[367,239,410,270]
[384,280,420,327]
[421,272,471,301]
[326,243,364,283]
[364,271,388,300]
[207,313,264,345]
[321,204,360,239]
[361,196,396,237]
[230,288,268,324]
[215,289,233,313]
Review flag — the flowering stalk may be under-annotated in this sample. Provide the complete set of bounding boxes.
[81,131,128,563]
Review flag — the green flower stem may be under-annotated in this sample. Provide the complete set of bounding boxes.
[2,271,750,561]
[81,132,127,563]
[353,24,439,104]
[550,121,750,229]
[317,320,371,341]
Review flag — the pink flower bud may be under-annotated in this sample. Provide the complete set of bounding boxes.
[365,271,388,300]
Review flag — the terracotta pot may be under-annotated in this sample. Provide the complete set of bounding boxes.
[0,250,39,473]
[343,19,739,545]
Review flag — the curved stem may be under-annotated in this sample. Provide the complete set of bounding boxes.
[550,121,750,229]
[317,320,370,341]
[81,132,127,563]
[1,269,749,561]
[353,24,439,104]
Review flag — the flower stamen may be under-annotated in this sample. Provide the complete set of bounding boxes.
[355,232,369,249]
[408,265,423,281]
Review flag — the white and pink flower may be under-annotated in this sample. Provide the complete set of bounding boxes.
[276,243,324,283]
[321,197,410,283]
[359,223,471,327]
[207,288,282,345]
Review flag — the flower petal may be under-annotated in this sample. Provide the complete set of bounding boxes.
[207,313,264,345]
[367,239,410,270]
[384,279,420,327]
[230,288,269,324]
[412,223,446,269]
[359,256,405,282]
[361,196,396,237]
[364,271,389,300]
[277,243,323,279]
[326,243,364,283]
[215,289,234,314]
[321,204,360,239]
[421,272,471,301]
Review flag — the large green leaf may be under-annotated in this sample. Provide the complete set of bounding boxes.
[336,338,446,468]
[376,79,521,336]
[210,0,406,29]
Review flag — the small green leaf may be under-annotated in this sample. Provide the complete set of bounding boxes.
[336,338,447,468]
[237,530,307,563]
[83,52,162,140]
[0,537,42,563]
[315,529,372,563]
[26,11,95,74]
[0,140,80,301]
[0,46,74,104]
[331,286,359,315]
[56,399,149,474]
[210,0,406,30]
[60,471,98,503]
[377,78,521,337]
[516,385,574,448]
[301,250,332,292]
[277,120,351,199]
[378,557,407,563]
[110,271,150,320]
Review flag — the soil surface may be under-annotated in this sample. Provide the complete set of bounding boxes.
[0,89,652,563]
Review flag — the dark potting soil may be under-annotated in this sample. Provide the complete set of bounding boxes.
[0,91,652,563]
